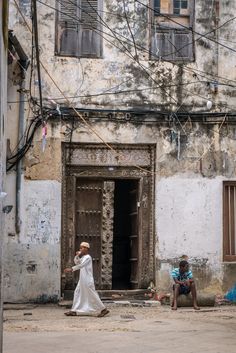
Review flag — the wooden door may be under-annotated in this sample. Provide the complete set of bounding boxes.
[74,179,115,289]
[75,179,103,287]
[129,181,139,289]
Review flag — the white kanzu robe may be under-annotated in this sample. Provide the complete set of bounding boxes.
[71,254,105,315]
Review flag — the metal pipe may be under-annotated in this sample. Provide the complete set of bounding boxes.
[32,0,43,117]
[15,78,25,234]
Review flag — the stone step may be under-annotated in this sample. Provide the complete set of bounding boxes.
[59,299,161,308]
[63,289,147,301]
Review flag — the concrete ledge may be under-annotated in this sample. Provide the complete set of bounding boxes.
[173,293,216,307]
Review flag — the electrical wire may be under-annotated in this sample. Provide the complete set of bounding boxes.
[122,0,139,59]
[14,2,236,97]
[46,0,236,110]
[135,0,236,55]
[13,0,233,133]
[7,80,219,104]
[54,0,236,77]
[38,0,236,90]
[7,116,43,171]
[12,0,164,174]
[12,1,230,121]
[32,0,43,117]
[35,0,190,123]
[52,0,203,124]
[11,0,233,171]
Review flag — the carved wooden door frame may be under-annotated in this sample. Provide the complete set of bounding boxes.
[61,143,156,292]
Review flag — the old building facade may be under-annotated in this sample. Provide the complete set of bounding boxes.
[1,1,9,350]
[4,0,236,302]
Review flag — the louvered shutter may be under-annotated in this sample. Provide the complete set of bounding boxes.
[172,30,193,61]
[57,0,80,56]
[151,30,172,60]
[151,29,193,61]
[57,0,102,58]
[78,0,102,57]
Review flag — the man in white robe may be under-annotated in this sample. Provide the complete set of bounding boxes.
[64,242,109,317]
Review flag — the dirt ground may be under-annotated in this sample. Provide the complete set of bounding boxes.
[3,304,236,353]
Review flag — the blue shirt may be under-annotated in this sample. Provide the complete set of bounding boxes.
[171,268,193,282]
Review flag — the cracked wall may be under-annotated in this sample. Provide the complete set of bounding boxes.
[4,0,236,301]
[7,0,236,111]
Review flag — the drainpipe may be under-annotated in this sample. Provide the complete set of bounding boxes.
[15,77,25,234]
[8,32,30,234]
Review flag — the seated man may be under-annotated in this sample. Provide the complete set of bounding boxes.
[171,260,200,310]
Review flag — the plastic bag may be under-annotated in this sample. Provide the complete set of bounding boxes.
[224,284,236,302]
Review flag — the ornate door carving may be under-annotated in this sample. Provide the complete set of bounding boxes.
[62,143,155,292]
[101,181,115,289]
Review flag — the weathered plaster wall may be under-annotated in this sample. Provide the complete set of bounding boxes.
[8,0,236,111]
[4,180,61,302]
[5,115,236,300]
[5,0,236,301]
[156,176,224,291]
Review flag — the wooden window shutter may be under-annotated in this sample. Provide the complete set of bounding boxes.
[223,182,236,262]
[78,0,102,57]
[57,0,80,56]
[56,0,102,58]
[151,30,172,60]
[150,0,195,62]
[172,30,193,61]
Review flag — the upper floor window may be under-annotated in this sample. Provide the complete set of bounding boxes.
[55,0,103,58]
[151,0,194,62]
[173,0,188,15]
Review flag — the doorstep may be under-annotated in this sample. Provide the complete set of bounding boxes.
[63,289,147,301]
[58,299,161,308]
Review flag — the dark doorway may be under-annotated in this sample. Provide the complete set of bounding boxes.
[112,179,139,289]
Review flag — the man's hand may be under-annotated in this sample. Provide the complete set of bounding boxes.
[76,251,82,257]
[64,268,72,273]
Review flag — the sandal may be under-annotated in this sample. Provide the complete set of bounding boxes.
[64,311,77,316]
[97,308,109,317]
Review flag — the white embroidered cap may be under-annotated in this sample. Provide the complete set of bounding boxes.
[80,241,90,249]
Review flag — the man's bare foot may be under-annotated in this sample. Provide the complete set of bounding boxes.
[194,305,200,310]
[171,306,177,310]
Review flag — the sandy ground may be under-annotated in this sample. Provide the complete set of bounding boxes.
[3,304,236,353]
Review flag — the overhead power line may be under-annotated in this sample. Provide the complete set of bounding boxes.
[35,0,236,112]
[32,0,43,117]
[35,0,236,90]
[11,0,233,172]
[135,0,236,54]
[53,0,236,87]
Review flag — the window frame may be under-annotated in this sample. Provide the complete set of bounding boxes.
[173,0,189,15]
[55,0,103,59]
[223,181,236,262]
[149,0,195,62]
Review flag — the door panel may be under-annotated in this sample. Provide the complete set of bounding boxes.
[75,179,103,287]
[75,179,115,289]
[128,182,139,289]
